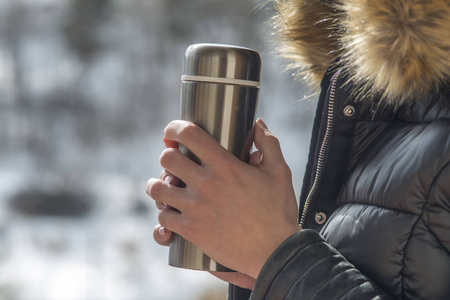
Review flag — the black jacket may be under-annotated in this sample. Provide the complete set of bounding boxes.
[229,66,450,299]
[229,0,450,298]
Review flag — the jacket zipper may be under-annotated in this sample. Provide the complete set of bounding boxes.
[299,69,341,227]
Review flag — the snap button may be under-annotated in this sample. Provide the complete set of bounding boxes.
[315,212,327,225]
[343,105,355,117]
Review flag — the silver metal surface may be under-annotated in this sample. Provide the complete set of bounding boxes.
[168,44,261,271]
[183,43,261,82]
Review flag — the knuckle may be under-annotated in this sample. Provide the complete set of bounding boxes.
[159,148,177,168]
[268,158,290,177]
[158,209,185,237]
[145,178,154,196]
[179,122,199,141]
[260,134,281,150]
[268,135,281,147]
[147,179,164,200]
[164,121,177,134]
[277,162,292,179]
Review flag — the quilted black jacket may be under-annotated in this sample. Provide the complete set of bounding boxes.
[228,0,450,298]
[229,68,450,299]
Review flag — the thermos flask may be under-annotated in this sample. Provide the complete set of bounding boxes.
[168,43,261,271]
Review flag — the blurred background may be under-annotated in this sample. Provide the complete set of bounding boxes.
[0,0,316,299]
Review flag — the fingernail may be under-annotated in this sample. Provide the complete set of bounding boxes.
[164,175,173,184]
[258,119,268,130]
[158,226,166,236]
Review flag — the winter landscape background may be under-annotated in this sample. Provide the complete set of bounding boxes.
[0,0,316,299]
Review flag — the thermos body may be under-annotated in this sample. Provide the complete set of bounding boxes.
[180,82,258,162]
[168,44,261,271]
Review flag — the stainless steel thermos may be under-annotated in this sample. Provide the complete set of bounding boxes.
[168,43,261,271]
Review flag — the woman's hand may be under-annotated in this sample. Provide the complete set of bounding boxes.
[152,174,259,289]
[153,222,256,290]
[146,119,301,279]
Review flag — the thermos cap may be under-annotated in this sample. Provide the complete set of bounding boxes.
[182,43,261,87]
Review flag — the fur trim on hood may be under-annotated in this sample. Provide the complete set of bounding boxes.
[272,0,450,105]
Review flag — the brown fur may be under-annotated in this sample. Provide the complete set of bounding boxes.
[273,0,450,105]
[272,0,341,86]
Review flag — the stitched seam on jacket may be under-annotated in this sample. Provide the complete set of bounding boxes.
[334,273,376,300]
[305,267,363,300]
[336,283,366,300]
[398,160,450,299]
[421,160,450,255]
[285,253,341,299]
[421,220,450,255]
[269,240,325,298]
[257,238,325,300]
[399,208,427,299]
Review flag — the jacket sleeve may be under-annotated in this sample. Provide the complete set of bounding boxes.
[229,229,393,300]
[228,285,252,300]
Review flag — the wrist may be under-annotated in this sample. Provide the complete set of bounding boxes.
[249,225,302,278]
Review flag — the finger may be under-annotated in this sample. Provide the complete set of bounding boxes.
[146,178,187,211]
[163,120,233,165]
[249,150,263,167]
[163,137,179,149]
[155,171,180,210]
[156,201,167,210]
[153,224,173,247]
[158,206,185,236]
[253,119,286,168]
[159,148,201,185]
[159,170,181,187]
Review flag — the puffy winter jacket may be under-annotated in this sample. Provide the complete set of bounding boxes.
[229,0,450,299]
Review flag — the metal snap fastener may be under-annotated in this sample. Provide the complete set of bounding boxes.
[315,212,327,225]
[343,105,355,117]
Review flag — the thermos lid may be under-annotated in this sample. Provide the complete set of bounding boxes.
[182,43,261,87]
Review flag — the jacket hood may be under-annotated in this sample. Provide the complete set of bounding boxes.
[273,0,450,106]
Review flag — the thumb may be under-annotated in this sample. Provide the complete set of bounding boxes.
[253,119,285,168]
